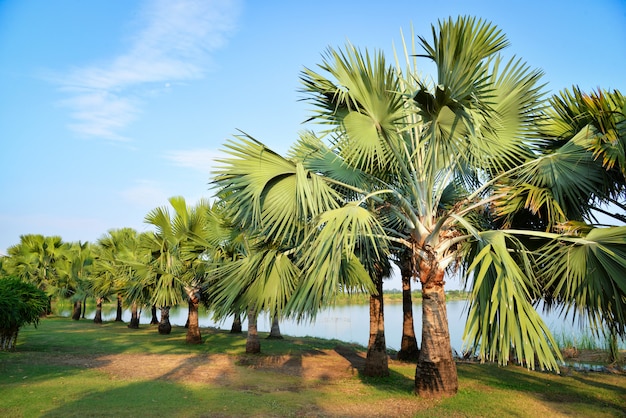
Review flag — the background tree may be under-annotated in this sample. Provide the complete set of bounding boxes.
[91,228,143,326]
[140,197,211,342]
[212,137,377,355]
[59,241,93,321]
[3,235,69,313]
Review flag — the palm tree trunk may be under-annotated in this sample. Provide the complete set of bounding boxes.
[81,295,87,319]
[0,327,19,351]
[185,288,202,344]
[364,274,389,377]
[415,261,457,397]
[46,295,53,315]
[398,270,419,361]
[128,301,140,329]
[93,297,103,324]
[115,294,123,322]
[71,300,82,321]
[246,305,261,354]
[230,312,242,333]
[158,306,172,335]
[267,314,283,339]
[150,305,159,325]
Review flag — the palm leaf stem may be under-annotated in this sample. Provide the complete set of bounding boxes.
[591,206,626,224]
[605,197,626,213]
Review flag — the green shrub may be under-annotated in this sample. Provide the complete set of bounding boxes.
[0,276,48,351]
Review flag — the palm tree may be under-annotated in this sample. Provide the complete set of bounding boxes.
[4,235,71,314]
[62,241,93,321]
[214,16,626,398]
[142,197,211,342]
[297,17,567,396]
[5,235,65,287]
[204,200,270,354]
[91,228,143,326]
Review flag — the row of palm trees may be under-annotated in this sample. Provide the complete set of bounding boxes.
[2,16,625,398]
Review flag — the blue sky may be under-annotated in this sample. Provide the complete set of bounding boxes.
[1,0,625,289]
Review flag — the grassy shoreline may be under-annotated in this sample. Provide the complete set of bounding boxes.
[331,289,469,305]
[1,317,625,417]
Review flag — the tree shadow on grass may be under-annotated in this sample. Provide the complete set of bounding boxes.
[39,380,207,418]
[458,362,626,415]
[0,351,113,385]
[334,344,415,395]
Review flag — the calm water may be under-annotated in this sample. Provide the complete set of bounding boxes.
[60,299,604,353]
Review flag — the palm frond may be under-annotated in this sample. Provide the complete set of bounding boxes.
[300,44,406,176]
[213,133,342,245]
[538,226,626,337]
[211,248,299,319]
[463,231,561,371]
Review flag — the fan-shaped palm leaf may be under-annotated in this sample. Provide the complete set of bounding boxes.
[538,226,626,336]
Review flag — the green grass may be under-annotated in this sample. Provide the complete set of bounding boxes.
[1,317,625,417]
[554,328,604,351]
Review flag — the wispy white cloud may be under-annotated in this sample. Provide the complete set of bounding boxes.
[120,179,170,209]
[164,148,224,173]
[56,0,240,141]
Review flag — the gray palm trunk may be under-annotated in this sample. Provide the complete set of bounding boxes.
[128,301,140,329]
[397,265,419,361]
[115,294,123,322]
[93,297,104,324]
[150,305,159,325]
[230,312,242,333]
[71,300,82,321]
[158,306,172,335]
[246,305,261,353]
[364,273,389,377]
[415,262,457,397]
[267,315,283,339]
[81,296,87,319]
[185,287,202,344]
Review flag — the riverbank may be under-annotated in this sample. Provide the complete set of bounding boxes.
[333,289,469,305]
[1,317,625,417]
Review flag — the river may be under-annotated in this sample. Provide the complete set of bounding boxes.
[64,299,612,353]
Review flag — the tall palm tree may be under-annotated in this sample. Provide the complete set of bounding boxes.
[211,16,626,399]
[297,17,562,396]
[176,198,213,344]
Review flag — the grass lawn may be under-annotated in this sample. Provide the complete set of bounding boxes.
[1,317,624,417]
